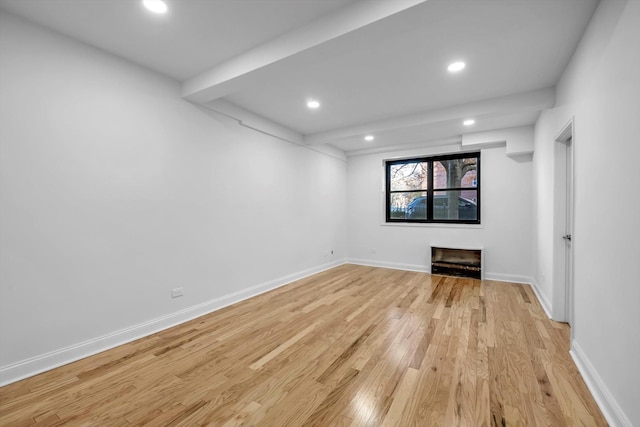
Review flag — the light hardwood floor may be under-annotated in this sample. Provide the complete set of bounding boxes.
[0,264,607,426]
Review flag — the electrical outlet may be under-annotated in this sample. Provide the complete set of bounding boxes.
[171,287,184,298]
[371,249,377,254]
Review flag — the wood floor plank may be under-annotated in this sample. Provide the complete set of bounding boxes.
[0,265,607,426]
[379,367,420,427]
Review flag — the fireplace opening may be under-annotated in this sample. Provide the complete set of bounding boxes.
[431,246,482,279]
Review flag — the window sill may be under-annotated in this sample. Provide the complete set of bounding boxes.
[381,221,483,229]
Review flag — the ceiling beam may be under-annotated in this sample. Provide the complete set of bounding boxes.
[181,0,426,103]
[303,88,556,145]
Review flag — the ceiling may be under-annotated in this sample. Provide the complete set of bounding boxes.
[0,0,599,155]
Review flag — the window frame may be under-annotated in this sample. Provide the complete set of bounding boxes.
[385,152,481,225]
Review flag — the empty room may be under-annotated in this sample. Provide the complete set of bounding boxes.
[0,0,638,425]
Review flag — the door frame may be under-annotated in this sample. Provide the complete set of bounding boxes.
[554,118,575,327]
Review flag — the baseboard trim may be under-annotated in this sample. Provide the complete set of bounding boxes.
[347,259,534,285]
[570,340,632,427]
[346,258,429,273]
[0,259,346,387]
[483,272,532,285]
[528,277,553,319]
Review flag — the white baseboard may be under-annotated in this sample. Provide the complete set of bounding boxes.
[570,340,632,427]
[483,272,532,285]
[347,259,534,286]
[346,258,429,273]
[0,259,346,387]
[528,277,553,319]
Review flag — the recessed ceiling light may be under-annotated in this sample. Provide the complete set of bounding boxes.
[307,100,320,109]
[448,61,466,73]
[364,135,375,142]
[463,119,475,126]
[142,0,168,14]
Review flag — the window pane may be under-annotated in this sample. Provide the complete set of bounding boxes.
[433,157,478,189]
[389,162,428,191]
[433,190,478,221]
[390,192,426,219]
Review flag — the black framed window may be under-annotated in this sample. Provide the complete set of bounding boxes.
[386,152,480,224]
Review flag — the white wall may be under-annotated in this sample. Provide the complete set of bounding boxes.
[346,143,533,283]
[533,0,640,425]
[0,12,347,384]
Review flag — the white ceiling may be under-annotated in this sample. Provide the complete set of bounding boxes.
[0,0,599,154]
